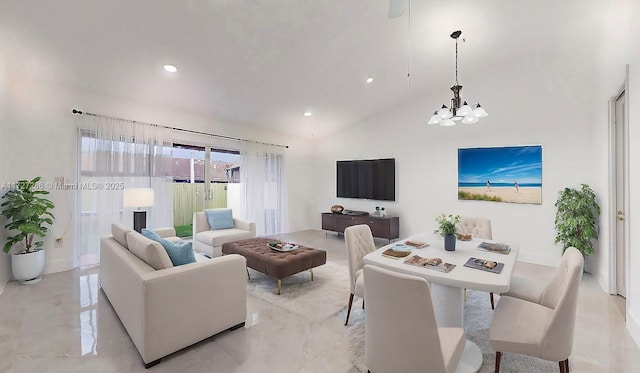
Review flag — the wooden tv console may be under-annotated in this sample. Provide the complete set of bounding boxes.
[321,212,399,242]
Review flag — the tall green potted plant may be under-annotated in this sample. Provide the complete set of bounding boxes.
[1,177,55,284]
[554,184,600,257]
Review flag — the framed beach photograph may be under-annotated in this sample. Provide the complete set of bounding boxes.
[458,145,542,204]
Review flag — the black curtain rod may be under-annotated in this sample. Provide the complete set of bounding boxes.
[71,109,289,149]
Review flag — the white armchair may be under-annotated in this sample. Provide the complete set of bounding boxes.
[193,209,256,257]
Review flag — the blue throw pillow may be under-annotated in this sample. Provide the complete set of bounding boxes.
[141,229,196,266]
[205,209,234,230]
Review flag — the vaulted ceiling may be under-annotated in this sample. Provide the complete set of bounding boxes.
[0,0,619,138]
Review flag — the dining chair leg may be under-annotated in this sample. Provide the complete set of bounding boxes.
[566,359,570,372]
[362,299,365,310]
[559,360,565,373]
[345,293,354,326]
[495,351,501,373]
[490,292,495,310]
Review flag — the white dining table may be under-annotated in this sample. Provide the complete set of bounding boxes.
[363,232,519,373]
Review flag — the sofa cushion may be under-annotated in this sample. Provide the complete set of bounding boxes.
[141,229,196,266]
[195,228,256,248]
[205,209,234,230]
[126,230,174,270]
[112,223,132,249]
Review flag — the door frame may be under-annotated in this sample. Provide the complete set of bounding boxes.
[608,65,630,297]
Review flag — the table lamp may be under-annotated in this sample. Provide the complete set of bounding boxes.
[123,188,154,232]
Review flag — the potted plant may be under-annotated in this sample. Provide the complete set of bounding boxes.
[435,213,460,251]
[1,177,55,284]
[554,184,600,257]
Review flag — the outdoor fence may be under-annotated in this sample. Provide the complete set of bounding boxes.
[173,183,228,226]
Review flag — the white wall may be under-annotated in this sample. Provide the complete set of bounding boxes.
[0,57,11,291]
[312,10,621,268]
[2,76,315,276]
[625,0,640,348]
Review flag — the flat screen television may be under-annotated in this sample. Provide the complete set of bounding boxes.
[336,158,395,201]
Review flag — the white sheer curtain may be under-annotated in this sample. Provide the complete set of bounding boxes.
[77,116,173,266]
[240,142,288,236]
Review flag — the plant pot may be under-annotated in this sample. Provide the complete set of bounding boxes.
[11,249,45,284]
[444,234,456,251]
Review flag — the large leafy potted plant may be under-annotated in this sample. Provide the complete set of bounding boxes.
[1,177,55,284]
[554,184,600,257]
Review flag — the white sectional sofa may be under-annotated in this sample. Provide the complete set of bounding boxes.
[100,223,247,368]
[193,209,256,257]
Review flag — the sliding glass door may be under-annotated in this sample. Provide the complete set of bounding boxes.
[170,143,241,237]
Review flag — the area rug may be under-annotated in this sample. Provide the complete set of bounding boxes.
[246,261,350,322]
[347,290,558,372]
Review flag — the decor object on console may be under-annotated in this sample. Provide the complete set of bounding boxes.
[123,188,154,233]
[100,223,247,368]
[331,204,344,214]
[193,209,256,257]
[1,177,55,284]
[428,30,488,126]
[554,184,600,257]
[435,213,460,251]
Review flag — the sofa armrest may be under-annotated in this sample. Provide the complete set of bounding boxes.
[193,211,210,236]
[154,227,177,239]
[139,254,248,363]
[234,218,256,235]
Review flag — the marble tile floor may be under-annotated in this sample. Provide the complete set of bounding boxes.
[0,229,639,372]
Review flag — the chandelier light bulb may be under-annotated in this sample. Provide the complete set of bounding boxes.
[438,105,452,119]
[440,119,456,127]
[457,101,472,116]
[428,111,441,125]
[462,115,479,124]
[473,103,488,118]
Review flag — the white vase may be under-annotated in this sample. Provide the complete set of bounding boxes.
[12,249,45,284]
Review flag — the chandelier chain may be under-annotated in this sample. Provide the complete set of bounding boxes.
[455,37,458,86]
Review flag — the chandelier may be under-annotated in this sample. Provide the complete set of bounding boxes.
[428,30,487,126]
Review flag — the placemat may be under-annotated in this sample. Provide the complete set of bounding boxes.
[463,257,504,274]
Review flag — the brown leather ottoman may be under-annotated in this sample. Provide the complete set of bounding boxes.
[222,237,327,294]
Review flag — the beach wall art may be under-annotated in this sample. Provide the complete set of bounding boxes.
[458,145,542,204]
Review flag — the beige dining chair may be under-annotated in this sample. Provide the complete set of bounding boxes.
[344,224,376,326]
[489,247,584,373]
[458,216,493,240]
[363,265,466,373]
[501,247,577,304]
[458,216,496,308]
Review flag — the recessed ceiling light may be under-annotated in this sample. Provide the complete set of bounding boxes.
[303,111,312,117]
[366,77,374,84]
[163,64,178,73]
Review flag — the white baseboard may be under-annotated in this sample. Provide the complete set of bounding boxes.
[626,309,640,349]
[44,259,74,275]
[516,251,557,267]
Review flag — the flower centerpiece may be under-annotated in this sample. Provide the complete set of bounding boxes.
[435,213,460,251]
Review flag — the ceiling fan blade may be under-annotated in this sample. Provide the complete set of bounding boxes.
[388,0,405,19]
